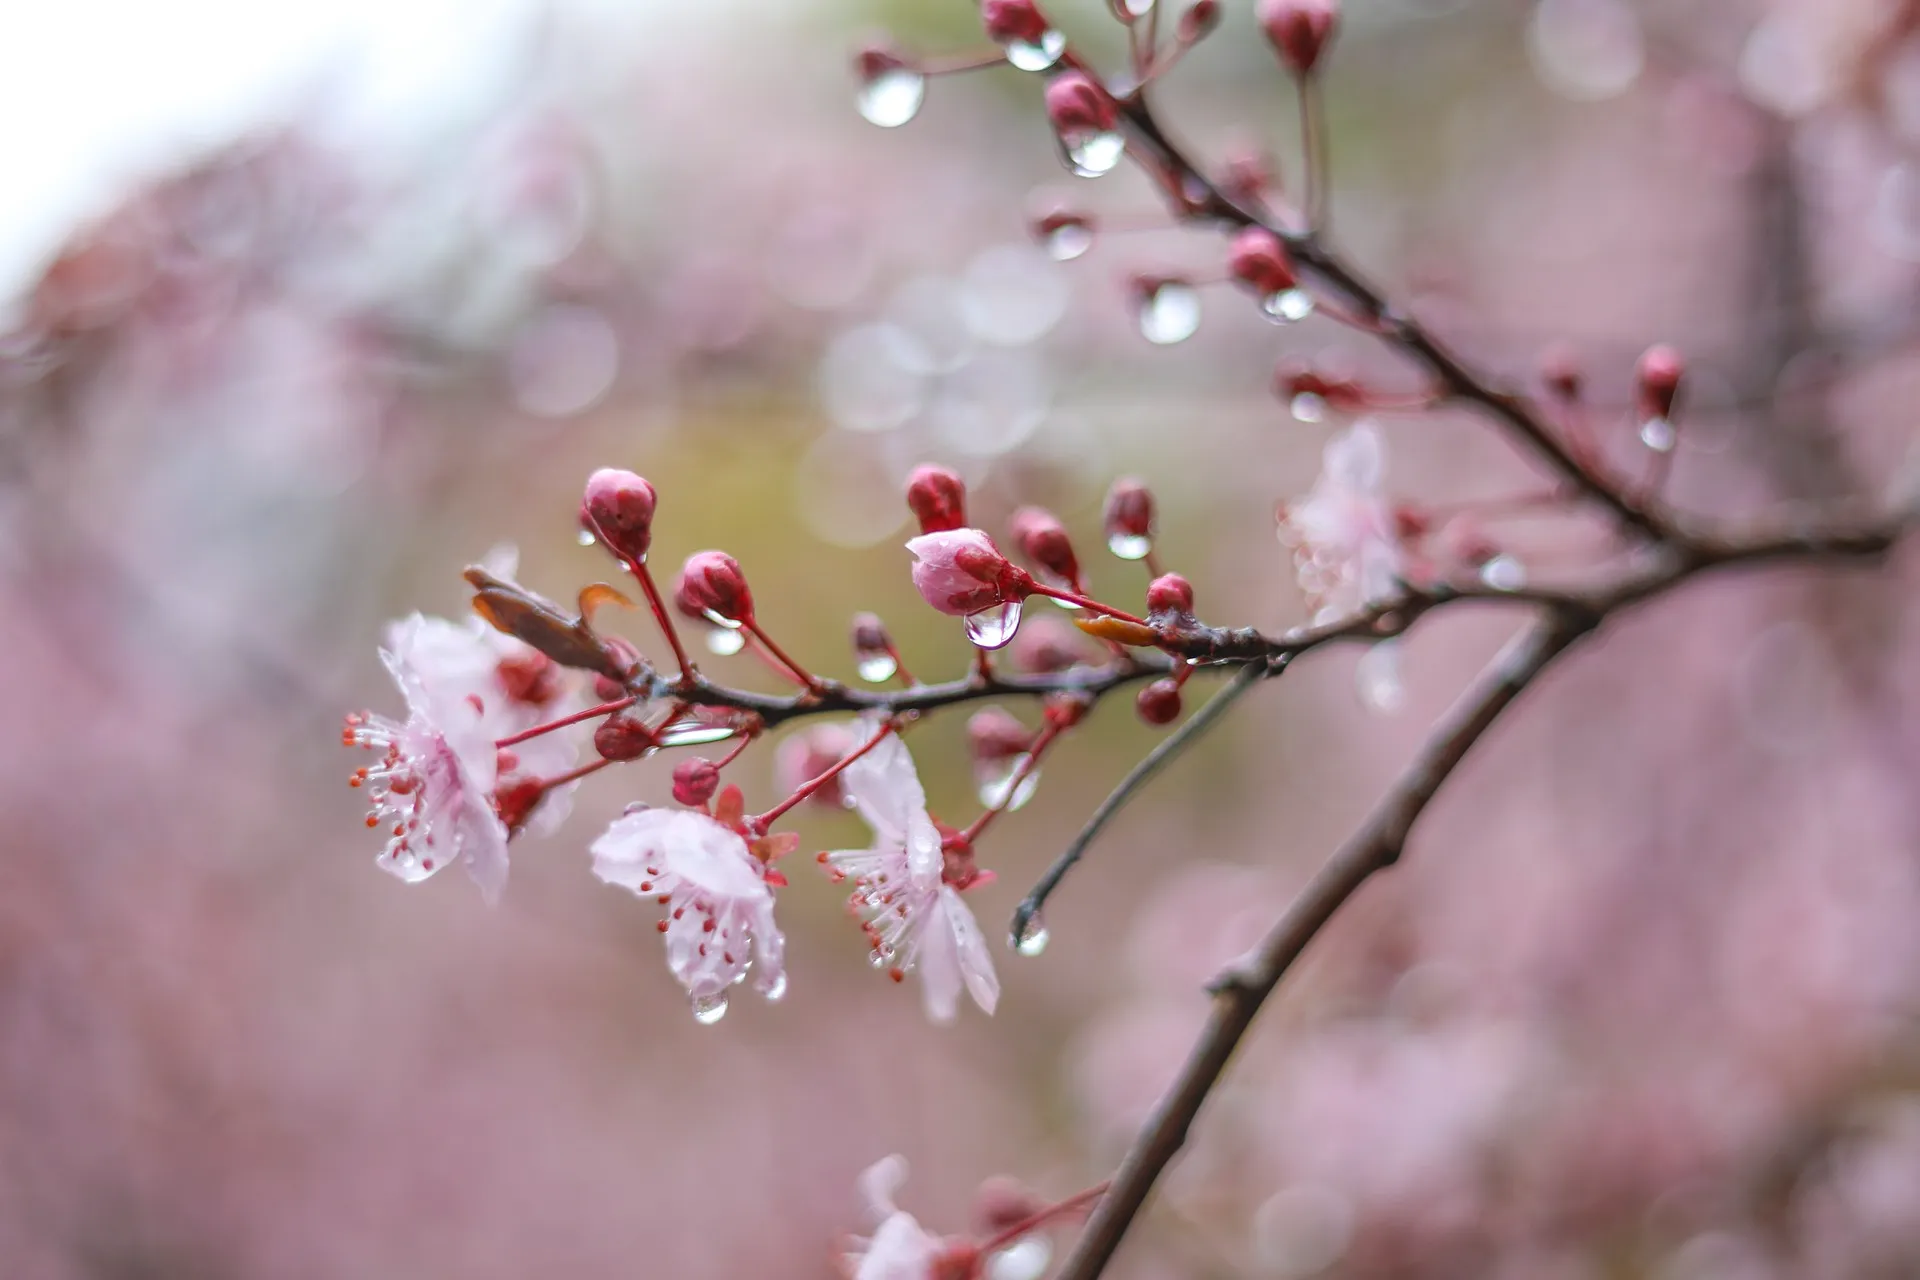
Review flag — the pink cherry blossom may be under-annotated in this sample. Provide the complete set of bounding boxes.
[1277,422,1404,622]
[906,528,1018,617]
[591,808,787,1017]
[841,1156,974,1280]
[824,720,999,1022]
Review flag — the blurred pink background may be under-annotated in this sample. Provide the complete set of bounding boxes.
[6,1,1920,1276]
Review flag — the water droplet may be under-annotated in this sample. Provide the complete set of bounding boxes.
[1356,641,1405,715]
[857,653,898,683]
[705,626,747,656]
[1290,392,1327,423]
[1262,288,1315,323]
[1640,416,1676,452]
[859,68,926,128]
[1004,28,1066,72]
[1048,595,1082,612]
[1044,222,1093,261]
[577,528,597,547]
[977,761,1041,811]
[1124,0,1155,15]
[690,992,729,1024]
[657,722,738,748]
[964,599,1025,649]
[1062,129,1126,178]
[1136,281,1200,345]
[703,609,744,630]
[1013,913,1050,956]
[1107,532,1152,561]
[1479,554,1527,592]
[988,1237,1053,1280]
[764,972,788,1002]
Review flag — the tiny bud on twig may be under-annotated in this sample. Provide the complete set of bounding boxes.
[594,713,655,762]
[581,468,658,563]
[1178,0,1222,44]
[1635,344,1684,423]
[1044,72,1118,137]
[906,464,969,534]
[1228,226,1298,298]
[672,757,722,807]
[982,0,1050,46]
[1009,505,1082,589]
[1145,572,1194,616]
[1135,678,1183,725]
[677,551,754,625]
[1258,0,1340,76]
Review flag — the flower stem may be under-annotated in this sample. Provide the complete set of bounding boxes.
[753,719,896,828]
[495,696,637,749]
[743,619,826,693]
[539,756,613,792]
[978,1182,1111,1256]
[1027,584,1149,627]
[627,558,697,686]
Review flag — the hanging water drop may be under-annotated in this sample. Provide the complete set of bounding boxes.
[977,760,1041,811]
[1107,531,1152,560]
[764,972,788,1003]
[1262,288,1315,323]
[1004,28,1067,71]
[1062,130,1126,178]
[1290,391,1327,423]
[1013,912,1050,956]
[1044,221,1094,261]
[1125,0,1155,15]
[1639,416,1676,452]
[857,653,899,683]
[1479,554,1527,592]
[964,599,1025,649]
[690,992,729,1025]
[858,68,926,128]
[1356,641,1405,715]
[656,722,739,748]
[1136,281,1200,345]
[705,625,747,656]
[577,528,597,547]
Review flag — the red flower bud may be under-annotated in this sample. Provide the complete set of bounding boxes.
[1228,226,1298,298]
[1136,678,1183,725]
[982,0,1049,45]
[906,464,968,534]
[1635,344,1684,421]
[1104,476,1155,542]
[672,757,722,808]
[1008,505,1081,588]
[1146,572,1194,615]
[676,551,754,624]
[594,714,654,762]
[1044,71,1116,137]
[581,468,657,563]
[497,650,559,705]
[852,612,891,656]
[968,707,1035,762]
[1179,0,1222,42]
[1258,0,1339,75]
[854,39,908,83]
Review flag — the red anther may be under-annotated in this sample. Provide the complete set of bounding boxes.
[493,776,546,831]
[1635,344,1684,421]
[982,0,1049,45]
[906,464,969,534]
[1104,476,1155,540]
[594,714,655,762]
[676,551,754,624]
[497,650,558,704]
[672,757,721,808]
[1146,572,1194,615]
[968,708,1035,762]
[1008,506,1081,586]
[1258,0,1340,75]
[581,468,658,563]
[1227,226,1297,297]
[1044,71,1116,136]
[1179,0,1222,42]
[1136,678,1183,725]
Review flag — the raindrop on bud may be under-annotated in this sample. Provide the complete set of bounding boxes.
[656,721,739,749]
[1479,554,1527,592]
[1032,208,1095,262]
[1640,416,1676,453]
[1634,343,1684,423]
[1013,913,1050,957]
[580,468,658,564]
[977,760,1041,811]
[1263,288,1315,323]
[1290,391,1327,423]
[677,550,754,626]
[690,992,729,1025]
[1103,477,1155,559]
[764,972,788,1002]
[577,528,598,547]
[857,653,899,682]
[1132,276,1201,345]
[1046,73,1125,178]
[705,625,747,656]
[1356,640,1404,714]
[965,599,1025,649]
[984,0,1066,71]
[855,44,925,128]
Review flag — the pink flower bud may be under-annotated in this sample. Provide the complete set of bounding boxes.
[1228,226,1297,297]
[968,707,1034,762]
[677,551,754,624]
[1146,572,1194,615]
[1179,0,1222,42]
[852,612,891,656]
[906,529,1030,616]
[581,468,658,562]
[1044,72,1116,137]
[1104,477,1155,541]
[1258,0,1339,75]
[594,714,654,762]
[1009,615,1092,673]
[982,0,1049,45]
[672,757,721,807]
[1635,344,1684,421]
[1136,678,1183,725]
[1008,505,1081,587]
[906,464,969,534]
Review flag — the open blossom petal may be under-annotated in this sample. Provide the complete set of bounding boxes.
[842,1156,967,1280]
[592,808,786,1011]
[824,720,998,1022]
[907,528,1010,616]
[1278,422,1404,622]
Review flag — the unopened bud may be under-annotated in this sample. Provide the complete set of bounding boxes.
[775,724,855,809]
[1044,71,1116,137]
[906,464,968,534]
[1179,0,1222,42]
[1635,344,1684,422]
[677,551,754,625]
[581,468,658,563]
[982,0,1049,45]
[968,708,1034,762]
[1258,0,1339,75]
[592,635,643,702]
[1009,506,1081,587]
[1146,572,1194,615]
[1136,678,1183,725]
[672,757,722,807]
[1104,477,1155,541]
[594,713,654,762]
[1228,226,1297,297]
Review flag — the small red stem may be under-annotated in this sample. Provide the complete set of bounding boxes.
[1028,584,1148,627]
[540,756,612,791]
[713,735,754,770]
[960,723,1061,844]
[916,50,1006,76]
[886,644,918,688]
[978,1182,1112,1255]
[495,696,637,748]
[743,618,825,693]
[627,558,696,686]
[753,720,896,828]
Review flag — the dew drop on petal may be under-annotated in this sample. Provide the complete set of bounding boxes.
[1262,288,1315,323]
[1013,912,1050,956]
[1290,392,1327,423]
[1137,281,1201,345]
[1044,222,1093,261]
[1004,28,1067,72]
[690,992,729,1024]
[764,972,788,1003]
[1639,416,1676,452]
[859,68,926,128]
[1356,641,1405,715]
[857,653,899,683]
[705,625,747,656]
[1479,554,1527,591]
[1063,130,1126,178]
[1108,532,1152,561]
[964,599,1025,649]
